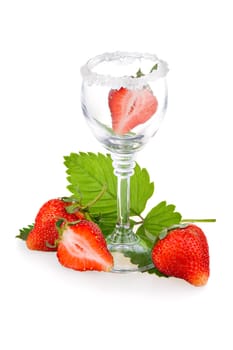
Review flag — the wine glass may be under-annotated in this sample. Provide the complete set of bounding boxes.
[80,51,168,272]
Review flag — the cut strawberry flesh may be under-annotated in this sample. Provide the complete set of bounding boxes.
[108,87,158,134]
[57,221,113,272]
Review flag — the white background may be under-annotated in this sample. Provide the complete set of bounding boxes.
[0,0,232,349]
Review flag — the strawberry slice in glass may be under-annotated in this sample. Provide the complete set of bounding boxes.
[108,87,158,134]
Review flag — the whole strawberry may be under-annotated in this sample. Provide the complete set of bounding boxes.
[57,220,113,272]
[26,198,84,251]
[151,224,210,286]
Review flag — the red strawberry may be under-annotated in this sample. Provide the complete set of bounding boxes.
[26,199,84,251]
[57,220,113,272]
[151,224,210,286]
[108,87,158,134]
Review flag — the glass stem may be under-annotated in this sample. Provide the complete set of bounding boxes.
[117,176,130,227]
[110,152,138,244]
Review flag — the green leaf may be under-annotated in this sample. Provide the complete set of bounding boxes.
[64,152,154,236]
[136,68,144,77]
[125,250,153,271]
[130,164,154,216]
[16,224,34,240]
[64,152,116,212]
[150,63,158,72]
[143,201,182,242]
[132,202,182,249]
[92,212,117,237]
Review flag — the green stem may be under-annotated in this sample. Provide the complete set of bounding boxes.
[83,184,107,210]
[181,218,216,223]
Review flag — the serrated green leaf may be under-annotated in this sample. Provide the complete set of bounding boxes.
[130,164,154,216]
[124,250,153,270]
[16,224,34,240]
[64,152,154,236]
[144,201,182,240]
[64,152,116,213]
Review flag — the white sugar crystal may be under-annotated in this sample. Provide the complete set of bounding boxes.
[80,51,169,89]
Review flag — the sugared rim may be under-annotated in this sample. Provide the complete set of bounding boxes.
[80,51,169,89]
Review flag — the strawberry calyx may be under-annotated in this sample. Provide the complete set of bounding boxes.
[158,223,189,240]
[61,197,85,216]
[16,224,34,241]
[158,218,216,241]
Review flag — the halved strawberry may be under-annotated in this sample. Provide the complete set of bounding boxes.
[108,87,158,134]
[57,220,113,272]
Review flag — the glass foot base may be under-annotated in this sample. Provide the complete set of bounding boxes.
[107,239,154,273]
